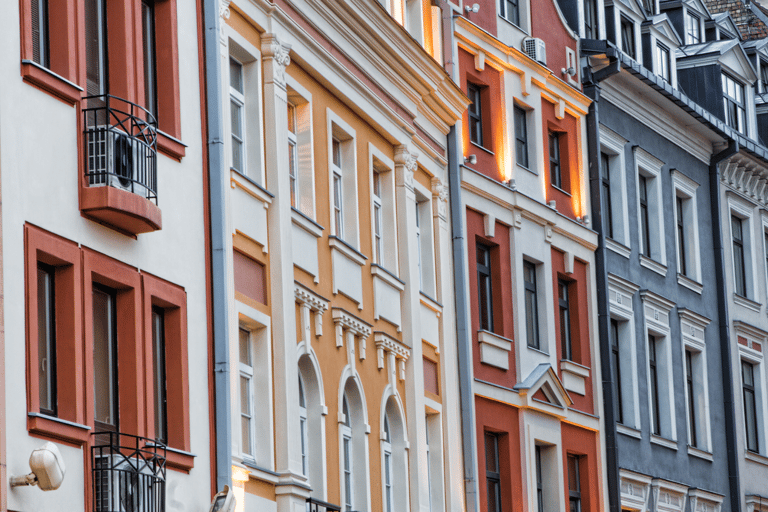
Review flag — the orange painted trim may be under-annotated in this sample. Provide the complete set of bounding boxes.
[80,185,163,235]
[21,61,83,105]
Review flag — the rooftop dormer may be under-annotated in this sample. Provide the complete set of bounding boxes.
[642,14,683,84]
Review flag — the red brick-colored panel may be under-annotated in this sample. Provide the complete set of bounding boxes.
[475,397,522,512]
[542,103,582,221]
[562,424,599,512]
[423,357,439,396]
[233,250,266,305]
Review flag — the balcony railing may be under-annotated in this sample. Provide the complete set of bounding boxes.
[91,432,166,512]
[306,497,342,512]
[82,94,158,204]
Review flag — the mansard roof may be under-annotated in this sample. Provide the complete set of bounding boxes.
[676,38,758,81]
[704,0,768,39]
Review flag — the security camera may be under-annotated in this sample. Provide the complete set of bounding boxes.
[464,3,480,13]
[464,154,477,165]
[10,442,66,491]
[209,485,236,512]
[562,66,576,76]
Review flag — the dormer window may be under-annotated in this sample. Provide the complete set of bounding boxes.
[584,0,599,38]
[760,59,768,93]
[685,11,701,45]
[656,43,670,82]
[722,72,746,134]
[620,16,636,59]
[641,0,656,16]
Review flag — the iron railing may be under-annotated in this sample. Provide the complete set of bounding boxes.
[306,497,342,512]
[82,94,158,204]
[91,432,166,512]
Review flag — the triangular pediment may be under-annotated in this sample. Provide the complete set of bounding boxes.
[712,12,741,40]
[646,14,683,46]
[721,41,759,82]
[683,0,712,19]
[514,363,573,416]
[613,0,651,21]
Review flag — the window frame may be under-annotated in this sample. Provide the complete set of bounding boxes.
[514,105,529,169]
[722,72,747,135]
[610,318,623,424]
[485,432,502,512]
[558,279,573,361]
[601,152,613,239]
[567,455,582,512]
[524,260,541,351]
[600,127,630,249]
[288,101,299,208]
[500,0,520,27]
[549,131,562,190]
[36,262,57,418]
[369,144,398,274]
[679,310,712,453]
[620,15,637,60]
[655,42,670,83]
[742,360,760,453]
[584,0,599,39]
[229,57,246,175]
[238,326,255,458]
[477,243,494,333]
[634,148,666,268]
[327,110,359,248]
[648,333,661,436]
[468,83,484,147]
[685,10,701,45]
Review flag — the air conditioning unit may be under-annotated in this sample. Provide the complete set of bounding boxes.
[86,126,150,198]
[93,454,163,512]
[523,38,547,65]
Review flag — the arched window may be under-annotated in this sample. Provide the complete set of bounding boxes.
[383,416,394,512]
[342,393,354,511]
[339,377,369,512]
[299,374,308,476]
[298,353,326,497]
[382,395,409,512]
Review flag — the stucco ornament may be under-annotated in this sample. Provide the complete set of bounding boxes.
[261,35,292,88]
[394,145,418,190]
[219,0,231,18]
[431,178,448,219]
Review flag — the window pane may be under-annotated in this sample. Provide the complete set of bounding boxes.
[142,1,157,118]
[239,328,250,366]
[230,58,243,93]
[37,265,56,416]
[93,287,117,430]
[152,308,167,443]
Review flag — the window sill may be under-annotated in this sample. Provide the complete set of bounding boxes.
[551,185,572,197]
[20,60,82,105]
[517,163,537,175]
[27,412,90,447]
[616,423,642,439]
[745,450,768,466]
[146,441,196,472]
[328,236,366,266]
[526,345,549,356]
[292,207,324,238]
[639,255,667,276]
[606,238,631,259]
[478,330,513,370]
[157,129,187,161]
[470,141,495,156]
[371,264,405,291]
[239,457,280,483]
[734,293,762,313]
[497,14,529,35]
[650,434,678,450]
[687,445,714,462]
[677,273,703,294]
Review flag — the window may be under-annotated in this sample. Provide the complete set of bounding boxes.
[549,131,562,189]
[383,417,394,512]
[500,0,519,25]
[93,285,118,433]
[685,11,701,44]
[685,350,697,447]
[676,197,687,276]
[514,106,529,168]
[743,361,759,453]
[761,60,768,94]
[328,114,359,247]
[342,394,353,511]
[37,264,56,417]
[568,455,582,512]
[610,319,623,424]
[332,138,344,239]
[426,419,433,512]
[477,244,494,332]
[732,215,747,297]
[723,73,746,134]
[85,0,107,98]
[416,200,423,290]
[239,327,254,457]
[151,307,167,444]
[535,446,544,512]
[584,0,598,39]
[31,0,50,68]
[485,433,502,512]
[414,189,436,296]
[230,58,245,174]
[648,334,661,436]
[299,374,308,476]
[601,152,613,238]
[288,102,298,207]
[764,230,768,281]
[373,172,383,264]
[672,171,702,284]
[141,0,157,119]
[468,83,484,147]
[639,175,651,258]
[635,148,667,267]
[558,279,573,361]
[620,17,636,59]
[641,0,655,15]
[524,261,540,350]
[656,43,670,83]
[369,148,398,272]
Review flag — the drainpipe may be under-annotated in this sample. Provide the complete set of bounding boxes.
[203,0,232,492]
[582,40,620,512]
[709,140,741,512]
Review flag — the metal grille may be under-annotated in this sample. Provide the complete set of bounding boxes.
[91,432,166,512]
[82,95,158,204]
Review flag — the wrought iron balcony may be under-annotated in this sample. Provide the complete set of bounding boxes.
[82,94,158,204]
[91,432,166,512]
[306,497,342,512]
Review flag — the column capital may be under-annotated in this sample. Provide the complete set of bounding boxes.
[220,0,231,19]
[431,177,448,220]
[394,145,418,191]
[261,34,292,88]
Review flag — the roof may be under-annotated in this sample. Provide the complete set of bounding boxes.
[703,0,768,39]
[676,38,741,56]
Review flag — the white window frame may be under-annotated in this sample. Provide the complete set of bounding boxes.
[608,273,641,433]
[671,170,702,291]
[414,182,436,297]
[382,416,394,512]
[286,76,315,218]
[238,326,254,459]
[298,373,308,476]
[341,394,354,511]
[722,72,748,136]
[679,309,713,455]
[327,110,359,248]
[288,101,298,209]
[229,57,246,176]
[369,145,398,273]
[735,323,767,457]
[425,412,445,512]
[634,147,667,274]
[684,8,703,45]
[728,196,757,303]
[600,126,630,255]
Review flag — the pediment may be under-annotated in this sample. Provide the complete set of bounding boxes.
[645,14,683,46]
[683,0,712,19]
[721,41,758,83]
[514,363,573,416]
[712,12,741,40]
[613,0,651,21]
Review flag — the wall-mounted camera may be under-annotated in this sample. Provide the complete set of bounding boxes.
[9,442,66,491]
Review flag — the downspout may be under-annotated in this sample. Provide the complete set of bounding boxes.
[709,140,741,512]
[202,0,232,492]
[581,40,620,512]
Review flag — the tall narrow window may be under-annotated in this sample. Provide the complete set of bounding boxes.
[761,61,768,93]
[732,215,746,297]
[141,0,158,119]
[500,0,520,26]
[477,244,493,332]
[152,307,167,443]
[332,139,344,239]
[685,11,701,44]
[535,446,544,512]
[426,420,433,512]
[610,319,623,424]
[37,264,56,417]
[230,58,245,174]
[676,197,687,276]
[639,175,651,257]
[31,0,50,68]
[514,106,529,168]
[373,172,383,264]
[468,84,484,147]
[93,285,118,432]
[648,335,661,436]
[485,433,502,512]
[601,153,613,238]
[584,0,598,39]
[85,0,107,99]
[239,328,254,457]
[620,17,636,59]
[416,200,423,291]
[549,132,562,189]
[383,416,394,512]
[288,103,298,208]
[559,280,573,361]
[764,231,768,280]
[342,394,353,511]
[656,43,670,83]
[298,375,308,476]
[685,350,697,447]
[524,261,540,350]
[568,455,582,512]
[743,361,759,453]
[723,73,746,134]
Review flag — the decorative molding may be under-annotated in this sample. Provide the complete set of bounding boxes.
[619,469,653,512]
[220,0,231,18]
[432,177,448,220]
[651,478,688,512]
[261,34,291,88]
[374,332,410,384]
[295,283,329,346]
[332,308,371,361]
[640,254,668,276]
[607,238,631,259]
[721,153,768,207]
[394,145,417,191]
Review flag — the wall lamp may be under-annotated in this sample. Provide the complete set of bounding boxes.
[464,154,477,165]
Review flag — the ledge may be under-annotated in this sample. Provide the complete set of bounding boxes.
[746,450,768,467]
[734,293,762,313]
[292,207,323,238]
[157,130,186,161]
[232,169,274,204]
[328,236,366,265]
[371,264,405,291]
[650,434,678,450]
[145,442,196,472]
[640,254,667,276]
[616,423,642,439]
[21,60,82,105]
[677,273,704,294]
[27,412,90,446]
[478,330,513,371]
[687,445,714,462]
[81,185,162,235]
[560,359,590,377]
[606,238,631,258]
